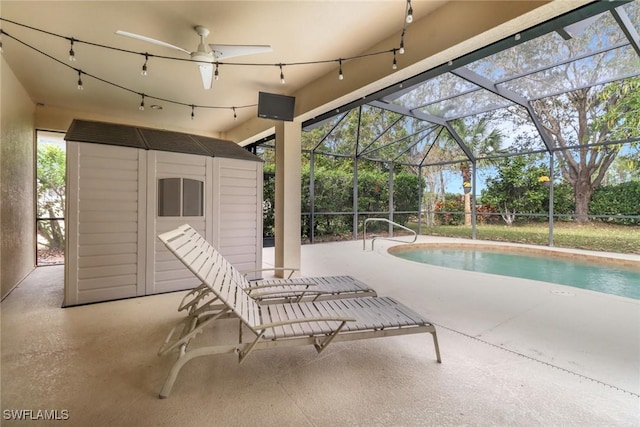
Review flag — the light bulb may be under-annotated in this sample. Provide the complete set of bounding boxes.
[279,65,285,84]
[406,2,413,24]
[141,54,148,76]
[69,39,76,62]
[214,64,219,80]
[338,59,344,80]
[77,71,83,90]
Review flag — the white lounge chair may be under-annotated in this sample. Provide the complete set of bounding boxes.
[157,224,441,398]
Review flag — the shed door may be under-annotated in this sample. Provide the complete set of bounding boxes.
[145,151,211,295]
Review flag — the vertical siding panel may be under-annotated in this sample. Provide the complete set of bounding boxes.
[217,158,263,276]
[136,152,147,296]
[67,143,141,305]
[211,158,222,250]
[64,142,80,306]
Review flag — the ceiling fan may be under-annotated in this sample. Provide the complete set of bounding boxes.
[116,25,272,89]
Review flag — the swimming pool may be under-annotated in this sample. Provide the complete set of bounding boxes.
[390,244,640,299]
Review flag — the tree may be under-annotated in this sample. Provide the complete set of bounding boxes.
[463,7,640,223]
[481,156,549,225]
[37,144,66,250]
[533,77,640,222]
[449,117,504,225]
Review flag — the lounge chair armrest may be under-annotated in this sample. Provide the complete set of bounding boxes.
[241,267,299,279]
[246,283,318,292]
[255,316,355,331]
[249,289,328,300]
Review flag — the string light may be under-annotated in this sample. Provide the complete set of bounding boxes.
[406,0,414,24]
[1,27,259,118]
[141,53,148,76]
[76,69,83,90]
[1,16,410,104]
[1,0,411,120]
[68,38,76,61]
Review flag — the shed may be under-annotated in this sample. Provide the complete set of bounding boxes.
[64,119,263,306]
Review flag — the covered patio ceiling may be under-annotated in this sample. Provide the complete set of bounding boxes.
[274,0,640,167]
[1,1,589,144]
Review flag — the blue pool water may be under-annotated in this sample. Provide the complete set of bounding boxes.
[392,247,640,299]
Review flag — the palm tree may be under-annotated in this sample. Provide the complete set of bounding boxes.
[448,117,504,225]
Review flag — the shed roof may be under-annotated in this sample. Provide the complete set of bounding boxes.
[65,119,262,162]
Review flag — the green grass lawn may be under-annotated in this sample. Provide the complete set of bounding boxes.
[408,222,640,254]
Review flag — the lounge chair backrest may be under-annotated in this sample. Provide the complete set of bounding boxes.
[158,224,260,328]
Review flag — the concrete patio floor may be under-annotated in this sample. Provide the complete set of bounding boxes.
[1,236,638,426]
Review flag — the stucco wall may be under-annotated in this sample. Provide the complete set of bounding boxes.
[1,56,36,299]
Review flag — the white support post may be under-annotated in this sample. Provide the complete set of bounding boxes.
[274,120,302,277]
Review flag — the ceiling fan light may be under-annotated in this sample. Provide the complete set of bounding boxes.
[198,63,213,90]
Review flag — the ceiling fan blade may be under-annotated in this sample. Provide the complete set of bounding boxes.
[209,44,272,60]
[115,30,191,55]
[198,63,214,90]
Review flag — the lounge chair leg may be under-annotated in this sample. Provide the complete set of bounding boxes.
[431,330,442,363]
[159,348,189,399]
[238,331,265,364]
[314,321,347,353]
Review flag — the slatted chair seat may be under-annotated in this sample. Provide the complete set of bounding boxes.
[156,224,441,399]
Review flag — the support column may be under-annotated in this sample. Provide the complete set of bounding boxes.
[274,120,302,277]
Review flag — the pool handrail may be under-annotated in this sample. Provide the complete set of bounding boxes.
[363,218,417,251]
